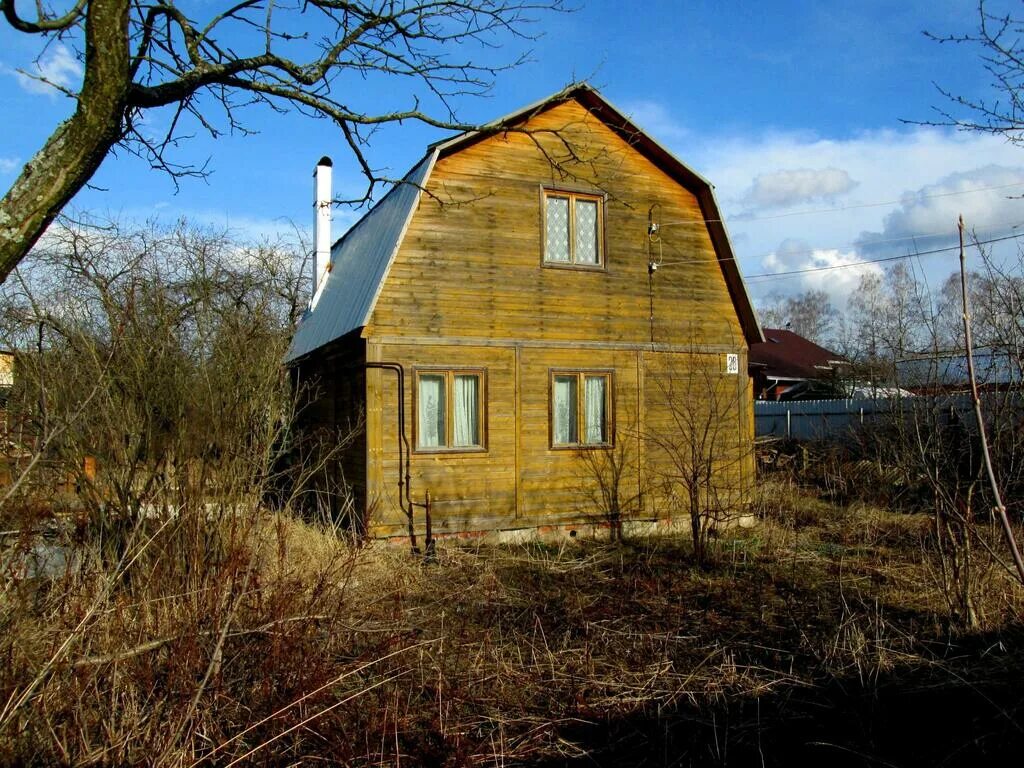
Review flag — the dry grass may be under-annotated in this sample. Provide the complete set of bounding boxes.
[2,487,1024,766]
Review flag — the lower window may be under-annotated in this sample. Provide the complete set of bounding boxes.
[416,369,485,451]
[551,370,612,447]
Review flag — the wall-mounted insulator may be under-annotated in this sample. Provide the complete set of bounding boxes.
[648,261,658,275]
[648,203,661,239]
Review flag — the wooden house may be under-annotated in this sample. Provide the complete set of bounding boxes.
[749,329,848,401]
[286,84,764,540]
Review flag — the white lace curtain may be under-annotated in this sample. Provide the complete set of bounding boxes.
[545,197,570,262]
[553,375,578,444]
[545,196,599,265]
[554,374,606,445]
[574,199,599,265]
[584,375,606,443]
[418,374,445,448]
[418,373,479,448]
[453,374,479,447]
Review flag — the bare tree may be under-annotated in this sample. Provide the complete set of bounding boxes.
[842,264,936,388]
[923,1,1024,144]
[0,214,315,525]
[645,348,753,567]
[0,0,565,283]
[756,289,837,345]
[575,421,644,543]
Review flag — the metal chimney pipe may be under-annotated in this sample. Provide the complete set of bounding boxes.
[311,156,333,309]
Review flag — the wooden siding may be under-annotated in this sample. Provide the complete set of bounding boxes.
[365,99,744,347]
[354,98,753,536]
[367,341,517,535]
[363,342,752,537]
[641,350,754,518]
[292,335,367,527]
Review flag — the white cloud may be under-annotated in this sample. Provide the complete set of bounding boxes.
[856,164,1024,254]
[754,238,882,305]
[0,157,20,175]
[673,127,1024,303]
[15,43,82,96]
[743,167,857,210]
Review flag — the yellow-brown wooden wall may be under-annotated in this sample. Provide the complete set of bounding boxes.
[364,342,752,537]
[361,98,753,536]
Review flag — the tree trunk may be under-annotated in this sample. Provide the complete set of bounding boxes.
[0,0,130,283]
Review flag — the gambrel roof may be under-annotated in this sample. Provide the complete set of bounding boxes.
[286,83,764,363]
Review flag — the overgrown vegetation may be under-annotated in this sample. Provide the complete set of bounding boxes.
[3,478,1023,765]
[1,218,1023,765]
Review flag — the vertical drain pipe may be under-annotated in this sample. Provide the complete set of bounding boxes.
[365,362,420,554]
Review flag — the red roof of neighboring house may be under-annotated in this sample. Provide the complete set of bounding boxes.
[749,329,846,381]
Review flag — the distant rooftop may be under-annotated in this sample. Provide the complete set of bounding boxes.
[749,329,846,381]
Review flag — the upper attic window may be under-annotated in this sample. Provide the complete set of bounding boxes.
[543,189,604,268]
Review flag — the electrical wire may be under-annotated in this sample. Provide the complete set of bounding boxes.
[650,221,1024,279]
[655,221,1024,269]
[744,231,1024,281]
[654,180,1024,228]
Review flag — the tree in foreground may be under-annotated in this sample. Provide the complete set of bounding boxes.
[0,217,371,763]
[924,0,1024,143]
[0,0,563,283]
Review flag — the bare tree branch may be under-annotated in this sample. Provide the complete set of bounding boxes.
[0,0,567,282]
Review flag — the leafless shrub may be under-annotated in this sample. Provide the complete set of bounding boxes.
[645,347,754,567]
[0,215,382,763]
[574,420,645,543]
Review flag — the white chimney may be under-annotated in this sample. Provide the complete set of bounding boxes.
[311,155,333,309]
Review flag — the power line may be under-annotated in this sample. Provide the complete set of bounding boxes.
[743,231,1024,281]
[655,180,1024,228]
[652,221,1024,274]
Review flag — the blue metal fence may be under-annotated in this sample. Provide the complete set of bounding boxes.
[752,396,995,440]
[754,399,894,440]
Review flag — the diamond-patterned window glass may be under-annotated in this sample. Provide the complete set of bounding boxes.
[575,199,599,264]
[545,196,571,262]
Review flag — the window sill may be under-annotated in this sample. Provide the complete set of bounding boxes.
[413,446,488,456]
[542,261,606,272]
[550,443,613,451]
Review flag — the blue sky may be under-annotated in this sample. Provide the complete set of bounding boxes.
[2,0,1022,307]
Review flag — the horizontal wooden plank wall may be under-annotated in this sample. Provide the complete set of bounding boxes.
[366,100,744,347]
[366,341,517,536]
[292,336,368,526]
[641,350,753,518]
[362,99,751,536]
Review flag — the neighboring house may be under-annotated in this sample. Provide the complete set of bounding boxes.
[286,84,764,539]
[749,329,847,401]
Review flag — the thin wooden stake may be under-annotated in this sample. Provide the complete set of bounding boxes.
[958,215,1024,585]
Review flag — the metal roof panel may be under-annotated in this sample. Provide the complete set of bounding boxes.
[285,154,434,363]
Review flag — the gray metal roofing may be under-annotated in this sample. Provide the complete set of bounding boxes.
[896,351,1022,388]
[285,153,434,363]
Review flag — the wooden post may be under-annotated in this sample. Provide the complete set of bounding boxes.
[424,488,435,559]
[958,215,1024,585]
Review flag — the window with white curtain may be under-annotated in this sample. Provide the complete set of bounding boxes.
[543,190,604,267]
[415,369,485,451]
[551,370,611,447]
